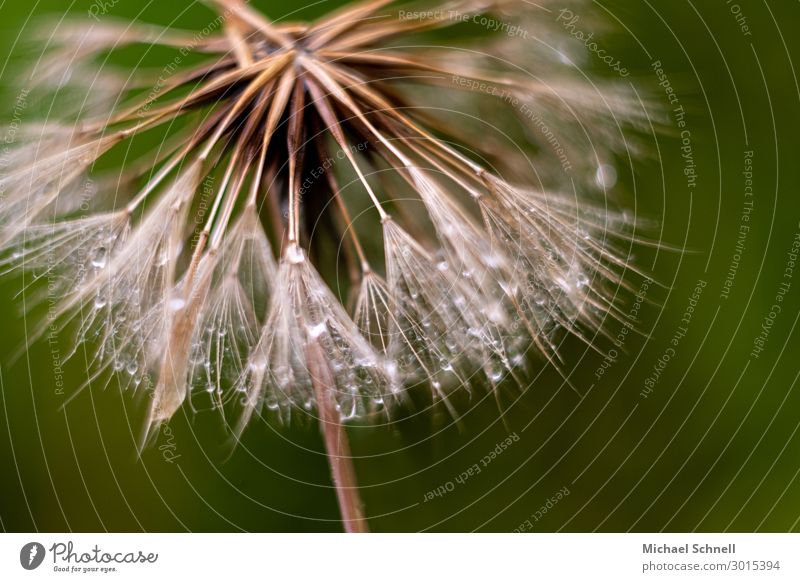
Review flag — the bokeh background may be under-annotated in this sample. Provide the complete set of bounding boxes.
[0,0,798,532]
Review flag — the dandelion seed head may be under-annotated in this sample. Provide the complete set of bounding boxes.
[1,0,650,433]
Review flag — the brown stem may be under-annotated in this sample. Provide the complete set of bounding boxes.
[306,342,370,533]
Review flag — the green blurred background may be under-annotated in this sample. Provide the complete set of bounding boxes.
[1,0,799,532]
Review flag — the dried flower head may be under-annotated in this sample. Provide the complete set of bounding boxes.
[1,0,647,448]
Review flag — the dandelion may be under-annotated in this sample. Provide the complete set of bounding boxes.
[1,0,649,531]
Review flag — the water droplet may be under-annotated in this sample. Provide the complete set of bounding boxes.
[485,303,506,323]
[595,164,617,189]
[90,247,107,269]
[483,253,503,268]
[169,298,186,311]
[307,322,327,339]
[486,360,504,382]
[286,244,305,264]
[555,48,573,65]
[249,359,267,373]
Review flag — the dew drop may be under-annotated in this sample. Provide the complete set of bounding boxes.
[485,303,506,323]
[90,247,108,269]
[555,49,572,65]
[307,322,328,339]
[595,164,617,189]
[286,244,305,264]
[169,298,186,311]
[484,360,503,382]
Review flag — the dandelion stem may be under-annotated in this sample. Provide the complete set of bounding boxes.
[306,342,369,533]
